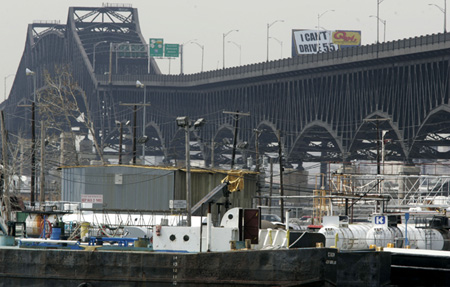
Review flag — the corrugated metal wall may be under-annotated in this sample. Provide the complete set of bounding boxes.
[62,166,175,210]
[62,165,257,213]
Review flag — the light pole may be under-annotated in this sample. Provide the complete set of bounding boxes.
[370,15,387,42]
[269,37,283,58]
[429,1,447,33]
[266,20,284,61]
[136,80,147,162]
[223,29,239,69]
[180,39,197,75]
[93,40,107,73]
[176,116,205,226]
[26,68,36,207]
[377,0,386,43]
[26,68,36,102]
[227,41,241,65]
[317,10,334,53]
[4,74,14,101]
[187,41,204,72]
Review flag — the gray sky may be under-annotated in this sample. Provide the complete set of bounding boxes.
[0,0,445,102]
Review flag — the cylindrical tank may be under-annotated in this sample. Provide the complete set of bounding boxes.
[348,224,371,249]
[397,224,447,250]
[319,223,371,250]
[366,226,403,248]
[319,226,353,249]
[25,213,58,238]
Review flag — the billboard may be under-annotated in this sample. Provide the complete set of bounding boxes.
[292,30,361,56]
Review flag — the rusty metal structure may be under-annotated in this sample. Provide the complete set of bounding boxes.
[4,4,450,169]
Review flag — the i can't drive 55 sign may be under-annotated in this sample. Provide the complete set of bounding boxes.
[292,29,361,56]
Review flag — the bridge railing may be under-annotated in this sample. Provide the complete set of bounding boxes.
[95,32,450,87]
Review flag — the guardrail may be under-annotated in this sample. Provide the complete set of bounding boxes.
[95,32,450,87]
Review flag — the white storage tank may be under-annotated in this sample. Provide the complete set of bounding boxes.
[319,225,354,250]
[366,225,403,248]
[348,224,371,249]
[397,224,446,250]
[366,215,403,248]
[319,216,371,250]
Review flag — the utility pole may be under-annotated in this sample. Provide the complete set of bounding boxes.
[40,121,45,204]
[254,129,262,205]
[108,42,113,84]
[363,117,391,175]
[269,158,273,214]
[277,130,284,222]
[121,102,151,164]
[31,102,35,207]
[223,110,250,169]
[18,103,35,207]
[118,121,124,165]
[0,111,10,225]
[210,137,215,168]
[132,105,137,164]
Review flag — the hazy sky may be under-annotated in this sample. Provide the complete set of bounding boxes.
[0,0,446,102]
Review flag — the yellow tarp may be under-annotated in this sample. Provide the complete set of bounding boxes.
[221,170,245,192]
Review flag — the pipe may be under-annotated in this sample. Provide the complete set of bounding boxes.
[285,210,290,248]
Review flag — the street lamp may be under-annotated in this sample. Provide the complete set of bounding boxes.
[186,41,204,72]
[269,37,283,58]
[180,39,197,75]
[266,20,284,61]
[26,68,36,102]
[377,0,386,43]
[93,40,107,73]
[370,15,387,42]
[429,1,447,33]
[176,116,206,227]
[4,74,14,101]
[317,10,334,53]
[227,41,241,66]
[223,29,239,69]
[136,80,147,162]
[26,68,36,207]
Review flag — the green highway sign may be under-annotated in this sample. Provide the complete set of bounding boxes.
[118,44,147,58]
[149,38,164,57]
[164,44,180,58]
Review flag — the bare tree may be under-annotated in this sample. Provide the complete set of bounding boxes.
[37,65,105,165]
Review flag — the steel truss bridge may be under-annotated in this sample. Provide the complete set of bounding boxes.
[4,5,450,169]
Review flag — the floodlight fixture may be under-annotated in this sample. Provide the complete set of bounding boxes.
[194,118,206,128]
[26,68,35,76]
[237,141,248,149]
[136,80,144,88]
[176,116,189,127]
[137,135,149,144]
